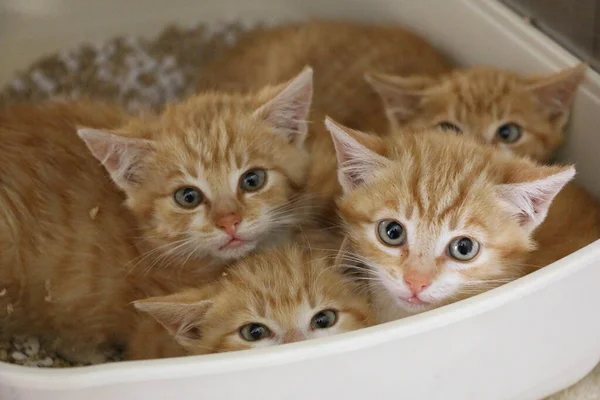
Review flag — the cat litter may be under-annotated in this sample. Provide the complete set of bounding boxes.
[0,336,73,368]
[0,22,255,113]
[0,336,124,368]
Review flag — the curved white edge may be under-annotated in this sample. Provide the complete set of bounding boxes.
[1,239,599,390]
[468,0,600,100]
[1,0,600,393]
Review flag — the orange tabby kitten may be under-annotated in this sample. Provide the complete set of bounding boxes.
[324,118,574,322]
[0,69,317,362]
[198,20,452,134]
[130,243,373,359]
[366,64,586,161]
[366,64,600,267]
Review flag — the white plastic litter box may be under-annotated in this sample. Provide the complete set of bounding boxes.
[0,0,599,399]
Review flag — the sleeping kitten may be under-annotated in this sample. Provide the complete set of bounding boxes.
[197,20,452,134]
[366,64,586,161]
[324,118,574,322]
[0,69,316,362]
[130,243,372,359]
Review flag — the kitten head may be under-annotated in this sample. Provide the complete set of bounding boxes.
[366,64,586,161]
[134,243,372,354]
[326,118,574,316]
[79,68,314,263]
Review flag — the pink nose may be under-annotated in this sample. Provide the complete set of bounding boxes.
[404,274,432,295]
[216,213,241,236]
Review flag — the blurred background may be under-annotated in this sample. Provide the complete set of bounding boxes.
[502,0,600,70]
[3,0,598,85]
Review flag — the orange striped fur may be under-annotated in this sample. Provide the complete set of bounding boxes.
[326,120,574,322]
[367,64,587,161]
[0,69,321,362]
[130,242,373,359]
[197,20,451,134]
[366,64,600,273]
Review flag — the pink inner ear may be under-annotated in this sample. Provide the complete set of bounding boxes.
[77,128,153,190]
[325,118,388,193]
[496,167,575,231]
[254,68,313,143]
[529,65,587,119]
[103,148,125,175]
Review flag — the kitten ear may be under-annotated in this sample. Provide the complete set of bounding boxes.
[365,72,434,127]
[526,63,587,125]
[78,128,154,192]
[134,292,214,345]
[324,117,389,193]
[253,67,313,147]
[495,165,575,233]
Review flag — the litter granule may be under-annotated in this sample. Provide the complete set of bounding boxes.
[0,21,255,113]
[0,336,125,368]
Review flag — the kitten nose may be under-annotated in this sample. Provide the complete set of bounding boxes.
[404,274,432,295]
[282,330,305,344]
[216,213,241,236]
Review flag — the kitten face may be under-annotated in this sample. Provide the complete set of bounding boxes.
[79,68,313,262]
[366,64,586,161]
[326,119,574,317]
[135,244,372,354]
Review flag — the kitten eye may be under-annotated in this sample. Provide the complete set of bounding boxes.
[310,309,338,330]
[239,323,271,342]
[240,169,267,192]
[437,121,462,134]
[496,123,522,144]
[174,187,203,209]
[377,220,407,246]
[448,237,480,261]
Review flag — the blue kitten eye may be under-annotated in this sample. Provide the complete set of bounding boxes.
[240,169,267,192]
[448,236,480,261]
[377,220,407,246]
[239,323,271,341]
[310,310,338,329]
[496,123,522,143]
[174,187,203,209]
[437,121,462,134]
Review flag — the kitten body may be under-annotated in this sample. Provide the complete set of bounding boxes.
[325,120,574,322]
[130,241,372,359]
[0,100,144,362]
[198,20,451,134]
[527,182,600,269]
[0,70,316,362]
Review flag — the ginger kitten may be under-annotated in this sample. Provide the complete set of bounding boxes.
[325,119,574,322]
[367,64,600,268]
[366,64,586,161]
[79,67,315,263]
[197,20,452,134]
[130,243,373,359]
[0,69,316,362]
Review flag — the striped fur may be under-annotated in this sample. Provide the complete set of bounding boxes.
[367,64,586,161]
[130,241,373,359]
[197,20,452,135]
[327,121,574,322]
[0,72,317,363]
